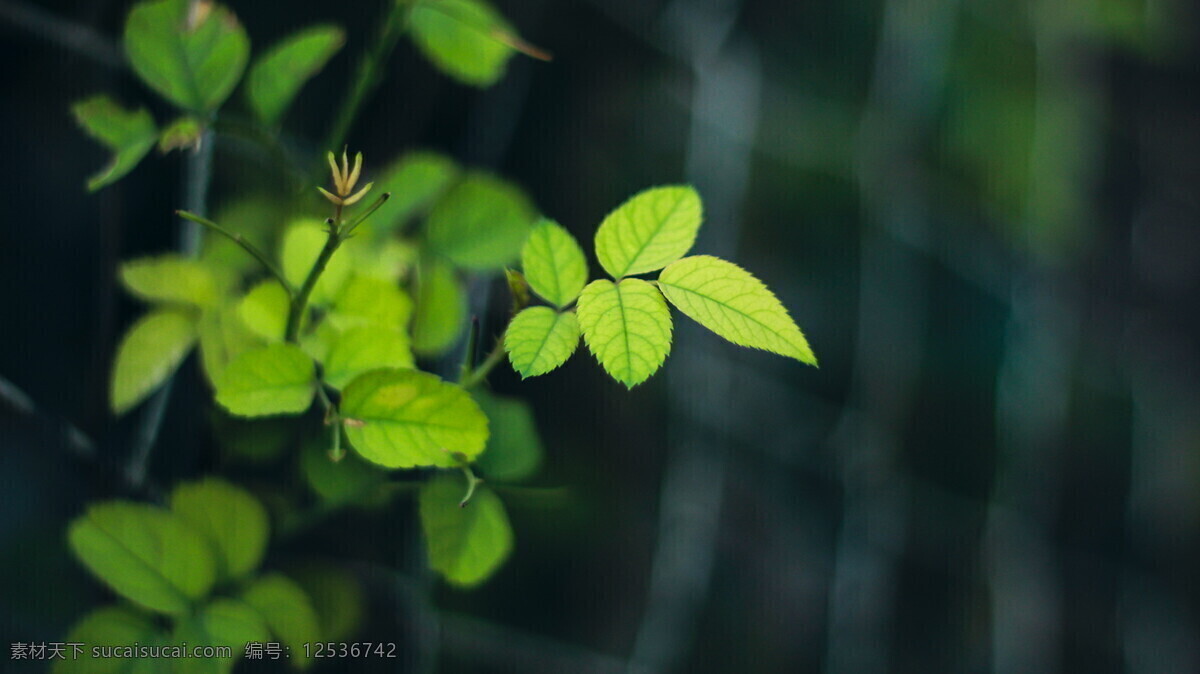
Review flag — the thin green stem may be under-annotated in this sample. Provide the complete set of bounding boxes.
[323,0,411,161]
[459,464,482,508]
[286,221,342,342]
[459,337,506,390]
[343,192,392,235]
[176,210,295,295]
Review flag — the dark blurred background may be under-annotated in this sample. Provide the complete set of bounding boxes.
[2,0,1199,672]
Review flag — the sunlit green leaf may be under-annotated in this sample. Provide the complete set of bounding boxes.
[68,501,216,615]
[576,278,672,388]
[169,478,269,581]
[288,564,365,644]
[522,219,587,308]
[281,219,353,305]
[412,258,466,355]
[323,326,414,389]
[71,95,157,191]
[657,255,817,365]
[124,0,250,112]
[198,303,264,385]
[237,279,291,341]
[111,309,198,414]
[340,369,488,468]
[53,606,162,674]
[300,439,386,506]
[214,344,315,417]
[241,574,321,669]
[420,474,513,586]
[373,152,459,234]
[503,307,580,378]
[594,185,702,278]
[409,0,518,87]
[247,25,344,125]
[473,391,543,482]
[119,255,220,308]
[328,275,413,332]
[425,172,536,270]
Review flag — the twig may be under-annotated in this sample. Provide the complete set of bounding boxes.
[176,210,295,294]
[0,0,124,69]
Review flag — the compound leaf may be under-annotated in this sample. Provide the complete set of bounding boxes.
[111,309,198,414]
[68,501,216,615]
[594,185,702,278]
[120,255,221,308]
[503,307,579,378]
[409,0,518,87]
[124,0,250,112]
[322,326,415,389]
[247,25,344,125]
[419,474,513,586]
[657,255,817,365]
[169,478,269,581]
[425,173,536,270]
[340,369,488,469]
[522,220,587,308]
[214,344,315,417]
[576,279,672,388]
[71,95,157,191]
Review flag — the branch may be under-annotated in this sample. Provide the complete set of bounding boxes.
[176,210,295,295]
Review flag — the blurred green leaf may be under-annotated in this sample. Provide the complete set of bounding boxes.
[288,564,365,643]
[237,279,291,341]
[281,219,353,305]
[157,115,204,153]
[71,95,157,191]
[119,255,221,308]
[111,309,198,414]
[198,303,265,386]
[214,344,315,417]
[53,606,162,674]
[124,0,250,112]
[577,279,672,388]
[503,306,580,378]
[247,25,345,125]
[300,438,386,505]
[594,185,702,278]
[68,502,216,615]
[241,573,321,669]
[328,275,413,332]
[425,172,536,270]
[170,478,269,581]
[522,219,588,308]
[323,326,415,389]
[340,369,488,468]
[411,258,466,355]
[201,196,285,272]
[373,152,459,233]
[420,474,513,587]
[211,411,293,465]
[473,391,543,482]
[409,0,518,87]
[658,255,817,365]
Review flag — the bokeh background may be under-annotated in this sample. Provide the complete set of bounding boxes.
[3,0,1200,672]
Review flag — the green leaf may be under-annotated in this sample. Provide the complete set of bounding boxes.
[214,344,315,417]
[68,501,216,615]
[157,115,203,153]
[412,258,466,355]
[288,564,365,644]
[594,185,703,278]
[340,369,489,468]
[120,255,220,308]
[425,172,536,270]
[419,474,513,586]
[53,606,162,674]
[300,439,386,506]
[522,219,588,308]
[200,597,271,652]
[503,307,580,378]
[373,152,459,234]
[111,309,198,414]
[71,95,157,191]
[323,326,415,389]
[201,196,285,272]
[247,25,344,125]
[124,0,250,112]
[169,478,269,581]
[473,391,543,482]
[198,303,265,385]
[281,219,353,305]
[657,255,817,365]
[328,275,413,332]
[211,412,292,465]
[409,0,518,87]
[237,279,291,341]
[576,279,673,387]
[241,574,321,669]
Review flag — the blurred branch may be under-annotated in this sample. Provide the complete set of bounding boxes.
[0,0,123,68]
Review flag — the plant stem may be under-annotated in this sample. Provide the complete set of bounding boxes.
[176,210,295,295]
[459,337,505,390]
[323,0,411,160]
[286,220,343,342]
